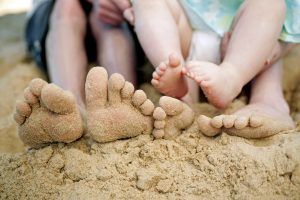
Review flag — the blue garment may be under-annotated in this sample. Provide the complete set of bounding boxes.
[180,0,300,43]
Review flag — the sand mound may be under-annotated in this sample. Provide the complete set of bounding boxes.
[1,13,300,199]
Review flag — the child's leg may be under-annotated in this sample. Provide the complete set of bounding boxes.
[133,0,192,98]
[184,0,286,108]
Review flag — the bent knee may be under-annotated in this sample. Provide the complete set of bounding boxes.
[50,0,86,25]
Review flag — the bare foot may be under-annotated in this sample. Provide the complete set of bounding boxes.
[86,67,154,143]
[14,79,84,148]
[183,61,242,108]
[152,96,194,139]
[151,53,188,98]
[198,103,295,138]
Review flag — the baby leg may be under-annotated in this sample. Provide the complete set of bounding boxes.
[133,0,192,98]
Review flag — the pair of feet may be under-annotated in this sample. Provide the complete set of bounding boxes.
[151,54,295,137]
[14,67,195,148]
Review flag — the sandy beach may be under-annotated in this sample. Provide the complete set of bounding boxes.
[0,5,300,200]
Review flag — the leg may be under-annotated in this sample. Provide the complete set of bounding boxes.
[133,0,193,98]
[184,0,286,108]
[89,12,137,85]
[198,60,295,138]
[46,0,88,107]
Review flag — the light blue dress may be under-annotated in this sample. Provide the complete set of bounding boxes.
[179,0,300,43]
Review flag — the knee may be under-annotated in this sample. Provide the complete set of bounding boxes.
[50,0,86,26]
[253,0,286,20]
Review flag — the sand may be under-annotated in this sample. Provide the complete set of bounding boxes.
[1,12,300,199]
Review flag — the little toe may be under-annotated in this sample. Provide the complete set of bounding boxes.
[234,116,249,129]
[169,53,181,68]
[108,73,126,105]
[153,107,166,121]
[139,99,155,115]
[13,112,25,125]
[159,96,183,116]
[41,84,77,114]
[152,71,160,80]
[153,107,167,139]
[211,115,225,129]
[223,115,237,128]
[151,79,159,88]
[249,115,264,127]
[29,78,47,97]
[197,115,221,137]
[121,81,134,103]
[152,129,165,139]
[16,101,32,117]
[132,90,147,107]
[85,67,108,109]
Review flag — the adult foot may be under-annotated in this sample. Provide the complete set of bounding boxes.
[86,67,155,143]
[151,53,188,98]
[183,61,242,108]
[152,96,194,139]
[14,79,84,148]
[198,103,295,138]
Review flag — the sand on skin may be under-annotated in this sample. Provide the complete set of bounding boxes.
[1,12,300,199]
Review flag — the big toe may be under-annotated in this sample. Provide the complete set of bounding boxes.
[108,73,125,105]
[197,115,221,137]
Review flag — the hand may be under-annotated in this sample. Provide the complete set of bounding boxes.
[93,0,132,25]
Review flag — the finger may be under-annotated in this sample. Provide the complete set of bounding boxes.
[113,0,131,12]
[99,10,123,25]
[123,7,134,25]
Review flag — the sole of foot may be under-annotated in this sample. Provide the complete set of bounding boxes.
[152,96,194,139]
[14,79,84,148]
[151,53,188,98]
[197,103,295,138]
[85,67,155,143]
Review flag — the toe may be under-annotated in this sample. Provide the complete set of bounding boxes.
[158,62,167,71]
[159,96,183,116]
[223,115,237,128]
[249,115,263,127]
[108,73,126,105]
[24,87,39,105]
[152,71,160,80]
[154,120,166,129]
[234,116,249,129]
[197,115,221,137]
[13,112,25,125]
[41,84,77,114]
[121,81,134,103]
[86,67,108,109]
[151,79,159,87]
[16,101,32,117]
[211,115,225,129]
[152,129,165,139]
[153,107,166,121]
[140,99,155,115]
[132,90,147,107]
[155,68,164,76]
[29,78,47,97]
[169,53,181,68]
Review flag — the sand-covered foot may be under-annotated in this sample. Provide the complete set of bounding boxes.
[196,115,222,137]
[152,96,194,139]
[151,53,187,98]
[212,103,295,138]
[183,61,242,108]
[86,67,154,143]
[13,79,84,148]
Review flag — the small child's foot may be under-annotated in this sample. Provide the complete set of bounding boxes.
[151,53,188,98]
[86,67,154,143]
[14,79,84,148]
[152,96,194,139]
[183,61,242,108]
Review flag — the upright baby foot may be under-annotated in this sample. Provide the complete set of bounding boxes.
[152,96,194,139]
[86,67,155,143]
[13,79,84,148]
[151,53,188,98]
[183,61,242,108]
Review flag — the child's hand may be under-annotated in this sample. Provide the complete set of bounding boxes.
[123,7,134,25]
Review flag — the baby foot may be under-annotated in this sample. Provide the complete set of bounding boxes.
[151,53,188,98]
[85,67,155,143]
[215,103,295,138]
[152,96,194,139]
[183,61,242,108]
[13,79,84,148]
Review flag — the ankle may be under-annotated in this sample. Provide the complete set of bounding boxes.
[220,62,244,94]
